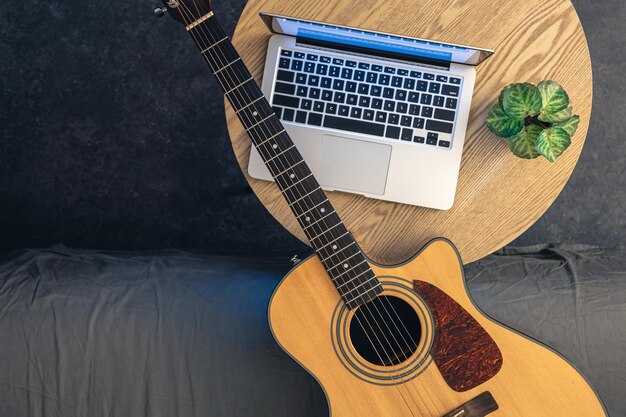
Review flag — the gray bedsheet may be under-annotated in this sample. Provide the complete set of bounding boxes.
[0,244,624,417]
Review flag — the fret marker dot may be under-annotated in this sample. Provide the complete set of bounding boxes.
[320,208,326,213]
[305,216,310,222]
[289,173,295,179]
[343,263,349,269]
[272,144,278,149]
[253,111,258,116]
[332,244,338,250]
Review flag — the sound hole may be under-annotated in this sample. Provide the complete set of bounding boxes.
[349,295,421,366]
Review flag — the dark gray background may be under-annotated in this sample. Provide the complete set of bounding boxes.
[0,0,624,255]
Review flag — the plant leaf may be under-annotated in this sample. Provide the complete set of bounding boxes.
[552,115,580,136]
[538,104,572,123]
[508,124,542,159]
[538,80,570,115]
[536,127,572,162]
[486,103,524,138]
[499,83,542,120]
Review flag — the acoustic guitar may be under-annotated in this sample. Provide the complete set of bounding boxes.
[158,1,607,415]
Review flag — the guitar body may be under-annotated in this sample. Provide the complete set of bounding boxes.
[269,239,606,416]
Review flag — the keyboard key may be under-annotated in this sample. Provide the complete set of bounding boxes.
[426,135,438,145]
[347,94,358,105]
[413,117,425,129]
[283,108,295,121]
[408,92,420,103]
[397,103,408,114]
[333,58,344,65]
[320,56,331,63]
[279,58,291,69]
[294,52,305,59]
[404,79,415,89]
[313,101,324,112]
[321,90,333,101]
[436,75,448,82]
[401,128,413,141]
[426,119,454,134]
[308,112,323,126]
[398,69,409,76]
[410,71,422,78]
[324,115,385,136]
[388,114,399,125]
[372,65,383,72]
[277,70,295,82]
[350,107,363,119]
[371,86,382,97]
[363,109,375,120]
[296,111,307,123]
[304,62,315,73]
[434,108,455,122]
[414,135,425,143]
[275,82,295,95]
[367,72,378,83]
[372,98,383,109]
[409,104,420,115]
[376,111,387,123]
[384,100,395,111]
[446,97,458,109]
[291,60,303,71]
[395,90,407,101]
[416,81,428,91]
[333,79,345,90]
[354,70,365,81]
[329,66,341,77]
[334,92,346,103]
[345,82,357,93]
[301,99,312,110]
[308,76,320,86]
[427,132,439,141]
[420,94,432,105]
[358,96,371,107]
[386,125,401,139]
[346,60,357,68]
[309,88,321,99]
[338,105,350,116]
[429,82,441,94]
[442,84,460,97]
[392,76,403,87]
[450,77,461,84]
[296,86,308,97]
[423,73,435,80]
[433,96,445,107]
[273,94,299,108]
[307,54,318,61]
[383,88,394,99]
[326,103,337,114]
[359,62,370,70]
[281,50,293,57]
[321,77,332,88]
[358,84,370,95]
[439,140,451,148]
[295,74,307,84]
[316,64,328,75]
[273,106,283,119]
[401,115,412,127]
[384,67,396,74]
[422,106,433,118]
[379,75,390,85]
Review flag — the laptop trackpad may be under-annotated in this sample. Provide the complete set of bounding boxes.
[317,135,391,196]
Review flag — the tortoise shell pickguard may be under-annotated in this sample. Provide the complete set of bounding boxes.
[413,280,503,392]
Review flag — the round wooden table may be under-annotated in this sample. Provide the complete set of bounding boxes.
[226,0,592,265]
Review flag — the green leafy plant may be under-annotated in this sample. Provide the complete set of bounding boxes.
[486,81,580,162]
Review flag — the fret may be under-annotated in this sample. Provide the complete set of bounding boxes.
[186,13,383,309]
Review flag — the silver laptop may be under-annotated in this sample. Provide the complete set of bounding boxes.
[248,13,493,210]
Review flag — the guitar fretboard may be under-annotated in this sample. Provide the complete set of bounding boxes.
[185,12,382,309]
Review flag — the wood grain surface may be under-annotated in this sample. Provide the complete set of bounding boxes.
[225,0,592,264]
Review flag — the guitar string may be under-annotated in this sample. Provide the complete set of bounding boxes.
[175,4,437,414]
[175,5,434,414]
[175,6,439,414]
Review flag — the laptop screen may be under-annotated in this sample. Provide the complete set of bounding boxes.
[261,14,493,66]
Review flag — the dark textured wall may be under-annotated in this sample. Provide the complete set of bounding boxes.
[0,0,624,255]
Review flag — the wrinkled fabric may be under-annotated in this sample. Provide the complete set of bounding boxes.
[0,244,624,417]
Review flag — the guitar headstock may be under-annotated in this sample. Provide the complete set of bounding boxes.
[155,0,213,26]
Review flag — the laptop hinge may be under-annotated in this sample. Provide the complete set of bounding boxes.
[296,35,451,71]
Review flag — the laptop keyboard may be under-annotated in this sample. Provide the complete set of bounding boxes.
[270,48,462,149]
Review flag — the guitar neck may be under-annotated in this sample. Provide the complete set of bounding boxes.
[184,11,381,308]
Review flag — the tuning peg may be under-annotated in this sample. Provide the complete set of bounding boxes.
[153,7,167,17]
